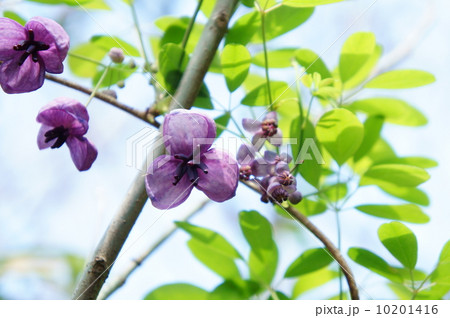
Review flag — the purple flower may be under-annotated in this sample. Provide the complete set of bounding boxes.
[263,150,292,175]
[0,17,69,93]
[242,111,282,147]
[236,143,267,180]
[37,97,98,171]
[146,110,239,210]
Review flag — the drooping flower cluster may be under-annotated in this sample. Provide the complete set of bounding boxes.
[37,97,98,171]
[238,112,302,205]
[0,17,69,93]
[146,110,239,209]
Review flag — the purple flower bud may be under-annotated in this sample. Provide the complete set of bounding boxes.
[0,17,69,94]
[108,47,124,64]
[36,97,97,171]
[146,110,239,209]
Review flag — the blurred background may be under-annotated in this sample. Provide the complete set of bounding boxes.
[0,0,448,299]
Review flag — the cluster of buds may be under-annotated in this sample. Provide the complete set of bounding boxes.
[237,112,302,205]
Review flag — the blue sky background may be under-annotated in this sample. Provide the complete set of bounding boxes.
[0,0,449,299]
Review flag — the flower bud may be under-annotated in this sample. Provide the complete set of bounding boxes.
[108,47,125,64]
[101,89,117,99]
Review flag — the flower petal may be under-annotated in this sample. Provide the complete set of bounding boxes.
[26,17,69,74]
[37,124,53,149]
[268,128,283,146]
[242,118,262,133]
[196,149,238,202]
[145,155,194,209]
[0,57,45,93]
[0,18,27,60]
[37,98,88,135]
[264,111,278,122]
[236,143,255,164]
[66,136,98,171]
[263,150,278,163]
[163,110,216,157]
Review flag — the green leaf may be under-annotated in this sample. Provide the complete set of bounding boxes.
[226,6,314,45]
[347,98,427,127]
[283,0,345,7]
[3,11,26,25]
[93,63,136,88]
[221,44,252,92]
[144,283,208,300]
[253,48,297,68]
[239,210,278,285]
[158,43,188,92]
[339,32,376,83]
[268,291,290,300]
[294,48,332,79]
[360,164,430,188]
[365,70,435,89]
[344,45,382,90]
[316,108,364,165]
[27,0,111,10]
[355,204,429,224]
[292,268,339,298]
[241,81,296,106]
[293,198,327,216]
[199,0,215,17]
[176,221,242,259]
[376,184,430,206]
[378,222,418,269]
[348,247,402,283]
[379,157,437,169]
[187,238,241,280]
[215,113,231,137]
[353,116,384,162]
[209,280,259,300]
[285,248,334,277]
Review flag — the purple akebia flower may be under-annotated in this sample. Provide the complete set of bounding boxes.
[0,17,69,93]
[146,110,239,210]
[242,111,282,148]
[259,156,302,205]
[37,97,98,171]
[263,150,292,175]
[236,143,268,180]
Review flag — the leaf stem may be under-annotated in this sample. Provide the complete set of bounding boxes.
[85,64,111,107]
[130,1,151,70]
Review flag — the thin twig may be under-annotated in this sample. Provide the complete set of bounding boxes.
[45,74,159,127]
[98,199,210,300]
[241,180,360,300]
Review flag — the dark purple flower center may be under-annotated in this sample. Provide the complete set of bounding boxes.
[13,29,50,66]
[239,165,252,181]
[173,154,208,186]
[277,171,294,186]
[271,187,288,203]
[261,119,278,137]
[44,125,70,149]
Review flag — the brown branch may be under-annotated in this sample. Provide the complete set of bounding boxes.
[72,162,155,300]
[241,180,360,300]
[98,199,210,300]
[169,0,239,110]
[45,74,159,127]
[72,0,238,300]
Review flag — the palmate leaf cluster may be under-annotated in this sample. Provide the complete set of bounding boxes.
[2,0,447,300]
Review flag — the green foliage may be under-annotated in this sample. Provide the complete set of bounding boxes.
[360,164,430,188]
[253,48,297,68]
[355,204,429,224]
[292,267,339,298]
[293,198,327,216]
[227,5,314,45]
[3,11,26,25]
[145,283,209,300]
[221,44,252,92]
[239,210,278,285]
[378,222,418,269]
[285,248,334,277]
[283,0,345,7]
[26,0,109,9]
[365,70,436,89]
[347,98,427,126]
[241,81,296,106]
[339,32,376,84]
[295,49,332,78]
[215,112,231,137]
[316,108,364,166]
